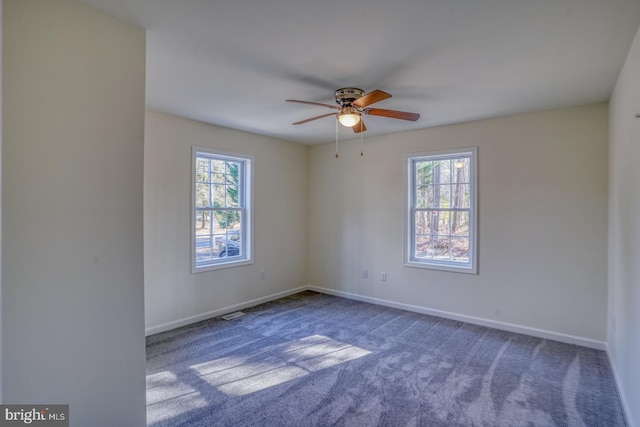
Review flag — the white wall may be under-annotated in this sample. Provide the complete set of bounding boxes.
[144,111,308,333]
[309,104,609,344]
[2,1,146,425]
[0,0,3,403]
[608,24,640,427]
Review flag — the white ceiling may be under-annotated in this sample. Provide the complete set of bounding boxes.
[79,0,640,145]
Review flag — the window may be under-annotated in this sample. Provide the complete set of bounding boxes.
[405,147,477,273]
[192,148,252,272]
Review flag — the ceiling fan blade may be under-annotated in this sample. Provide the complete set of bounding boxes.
[352,119,367,133]
[286,99,340,110]
[352,90,391,108]
[364,108,420,121]
[292,112,337,125]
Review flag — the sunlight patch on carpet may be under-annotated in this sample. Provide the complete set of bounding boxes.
[191,334,372,396]
[146,371,209,424]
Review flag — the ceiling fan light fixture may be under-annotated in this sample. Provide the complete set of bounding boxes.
[338,112,361,127]
[337,106,361,127]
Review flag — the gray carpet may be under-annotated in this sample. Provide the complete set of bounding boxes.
[146,291,626,426]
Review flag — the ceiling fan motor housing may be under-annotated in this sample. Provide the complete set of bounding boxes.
[334,87,364,106]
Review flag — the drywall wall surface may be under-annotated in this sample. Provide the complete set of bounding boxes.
[2,0,146,425]
[609,23,640,427]
[309,104,608,342]
[144,111,308,332]
[0,0,3,402]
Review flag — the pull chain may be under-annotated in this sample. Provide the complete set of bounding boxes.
[360,121,364,156]
[335,117,339,158]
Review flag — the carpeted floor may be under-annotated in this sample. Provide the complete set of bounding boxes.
[146,291,626,426]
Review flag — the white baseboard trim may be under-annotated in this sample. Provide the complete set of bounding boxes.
[605,343,634,427]
[307,286,606,350]
[146,284,607,350]
[145,286,309,336]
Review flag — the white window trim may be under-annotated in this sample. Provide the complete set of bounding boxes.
[404,146,478,274]
[191,146,254,273]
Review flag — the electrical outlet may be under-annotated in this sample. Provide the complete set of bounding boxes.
[260,269,265,279]
[361,269,368,279]
[381,272,387,282]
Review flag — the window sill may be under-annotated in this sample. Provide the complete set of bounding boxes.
[404,260,477,275]
[192,258,254,274]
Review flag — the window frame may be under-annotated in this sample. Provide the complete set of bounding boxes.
[404,146,478,274]
[191,146,254,273]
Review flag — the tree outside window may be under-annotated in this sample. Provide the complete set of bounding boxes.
[192,148,252,272]
[406,147,477,274]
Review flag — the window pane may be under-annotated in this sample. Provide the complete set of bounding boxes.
[195,210,215,264]
[438,162,451,185]
[436,211,451,235]
[225,161,239,183]
[433,237,451,260]
[415,234,433,259]
[196,172,209,183]
[416,161,434,185]
[214,212,242,258]
[451,184,470,208]
[195,211,211,235]
[452,212,470,236]
[211,172,225,184]
[440,185,452,208]
[195,183,210,207]
[195,245,216,265]
[426,185,439,207]
[212,184,226,207]
[452,159,469,183]
[428,184,452,208]
[414,210,434,235]
[196,158,208,173]
[451,237,469,261]
[211,159,225,174]
[226,185,239,208]
[416,185,433,208]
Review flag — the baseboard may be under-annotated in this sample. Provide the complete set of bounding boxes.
[307,286,606,350]
[605,343,634,427]
[146,284,607,350]
[145,286,309,336]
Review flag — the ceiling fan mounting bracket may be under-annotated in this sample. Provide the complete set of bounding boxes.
[334,87,365,106]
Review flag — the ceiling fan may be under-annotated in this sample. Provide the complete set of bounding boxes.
[286,88,420,133]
